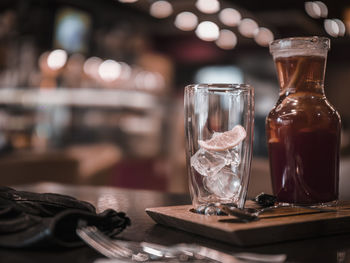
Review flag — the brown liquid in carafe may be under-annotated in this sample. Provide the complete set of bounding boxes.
[266,55,341,204]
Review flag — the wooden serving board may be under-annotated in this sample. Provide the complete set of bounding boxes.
[146,201,350,246]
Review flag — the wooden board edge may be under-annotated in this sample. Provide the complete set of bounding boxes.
[145,208,246,246]
[234,215,350,246]
[145,207,350,246]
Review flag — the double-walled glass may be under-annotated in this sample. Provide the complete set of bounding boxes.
[184,84,254,213]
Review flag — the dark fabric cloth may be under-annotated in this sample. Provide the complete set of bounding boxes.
[0,186,130,248]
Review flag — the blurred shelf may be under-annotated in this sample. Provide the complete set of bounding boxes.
[0,143,122,186]
[0,88,158,110]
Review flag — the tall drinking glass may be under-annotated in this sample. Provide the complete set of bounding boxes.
[184,84,254,214]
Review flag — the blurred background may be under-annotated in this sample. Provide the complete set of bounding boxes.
[0,0,349,198]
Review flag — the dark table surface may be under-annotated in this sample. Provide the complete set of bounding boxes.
[1,182,350,263]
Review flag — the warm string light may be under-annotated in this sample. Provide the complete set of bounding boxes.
[219,8,241,27]
[305,1,328,18]
[150,1,173,19]
[84,57,131,82]
[98,60,121,82]
[82,56,163,91]
[324,19,346,37]
[193,4,274,48]
[47,50,67,70]
[117,0,276,49]
[135,71,165,91]
[84,57,102,79]
[305,1,347,38]
[119,62,132,81]
[238,18,258,38]
[215,29,237,50]
[195,21,219,41]
[195,0,220,14]
[174,12,198,31]
[254,27,274,47]
[306,2,321,18]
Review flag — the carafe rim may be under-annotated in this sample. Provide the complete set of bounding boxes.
[270,36,330,55]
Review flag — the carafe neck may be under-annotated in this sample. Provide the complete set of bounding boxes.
[274,54,326,96]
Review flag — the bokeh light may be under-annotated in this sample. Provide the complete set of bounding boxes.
[174,12,198,31]
[195,21,219,41]
[215,29,237,50]
[324,19,346,37]
[305,2,322,18]
[47,49,67,70]
[119,62,132,80]
[305,1,328,18]
[238,18,258,38]
[150,1,173,19]
[254,27,274,47]
[84,57,103,79]
[195,0,220,14]
[324,19,340,37]
[315,1,328,17]
[219,8,241,27]
[334,19,346,36]
[98,60,121,82]
[135,71,165,91]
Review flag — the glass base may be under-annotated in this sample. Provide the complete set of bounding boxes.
[191,203,237,216]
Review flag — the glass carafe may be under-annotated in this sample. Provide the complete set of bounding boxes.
[266,37,341,205]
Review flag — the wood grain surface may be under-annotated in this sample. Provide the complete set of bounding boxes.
[146,201,350,246]
[5,183,350,263]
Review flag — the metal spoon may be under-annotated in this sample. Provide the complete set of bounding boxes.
[219,203,337,222]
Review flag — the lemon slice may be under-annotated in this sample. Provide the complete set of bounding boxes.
[198,125,247,151]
